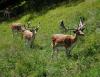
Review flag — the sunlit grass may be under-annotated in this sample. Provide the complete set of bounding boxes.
[0,0,100,77]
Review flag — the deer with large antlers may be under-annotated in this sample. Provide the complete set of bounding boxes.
[52,18,85,57]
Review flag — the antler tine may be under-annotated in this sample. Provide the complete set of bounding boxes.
[77,18,85,30]
[62,26,75,33]
[68,27,75,30]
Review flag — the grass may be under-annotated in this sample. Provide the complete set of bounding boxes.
[0,0,100,77]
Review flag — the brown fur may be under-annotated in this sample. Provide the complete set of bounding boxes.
[23,30,33,40]
[52,34,76,49]
[51,30,84,57]
[22,26,39,48]
[11,23,23,32]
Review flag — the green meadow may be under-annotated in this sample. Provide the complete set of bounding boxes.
[0,0,100,77]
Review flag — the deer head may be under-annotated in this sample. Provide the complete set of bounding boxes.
[73,18,85,36]
[30,26,39,35]
[64,17,85,35]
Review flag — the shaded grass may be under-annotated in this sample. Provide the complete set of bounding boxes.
[0,0,100,77]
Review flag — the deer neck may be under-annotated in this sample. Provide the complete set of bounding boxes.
[74,34,78,42]
[75,33,82,42]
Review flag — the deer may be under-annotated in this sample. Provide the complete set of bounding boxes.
[10,22,35,37]
[51,18,85,57]
[22,26,39,48]
[10,23,25,37]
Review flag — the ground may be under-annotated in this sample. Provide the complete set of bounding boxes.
[0,0,100,77]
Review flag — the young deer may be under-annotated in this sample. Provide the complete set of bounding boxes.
[52,19,85,57]
[22,26,39,48]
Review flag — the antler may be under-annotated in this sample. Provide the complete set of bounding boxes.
[60,17,85,33]
[77,18,85,31]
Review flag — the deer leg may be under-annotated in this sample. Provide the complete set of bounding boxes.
[25,39,28,46]
[24,39,29,48]
[30,39,33,48]
[52,44,55,58]
[67,49,71,57]
[52,47,59,60]
[67,48,71,56]
[30,42,33,48]
[30,36,35,48]
[69,43,76,56]
[12,30,16,37]
[65,46,71,57]
[51,42,58,58]
[28,40,32,48]
[12,30,14,37]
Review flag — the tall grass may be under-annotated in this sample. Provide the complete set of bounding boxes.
[0,0,100,77]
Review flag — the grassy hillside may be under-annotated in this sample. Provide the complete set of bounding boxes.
[0,0,100,77]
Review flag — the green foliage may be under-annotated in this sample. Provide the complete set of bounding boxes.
[0,0,100,77]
